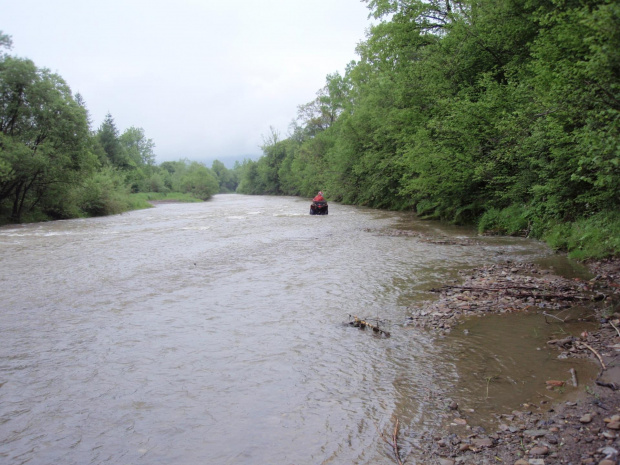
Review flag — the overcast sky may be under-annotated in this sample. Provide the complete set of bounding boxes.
[2,0,372,166]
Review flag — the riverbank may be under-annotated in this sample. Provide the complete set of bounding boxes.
[407,257,620,464]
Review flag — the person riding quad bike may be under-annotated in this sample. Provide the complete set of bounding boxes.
[310,191,328,215]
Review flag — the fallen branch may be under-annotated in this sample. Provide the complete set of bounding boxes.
[379,418,404,465]
[505,290,589,301]
[610,319,620,338]
[543,312,567,323]
[348,316,391,337]
[576,341,607,370]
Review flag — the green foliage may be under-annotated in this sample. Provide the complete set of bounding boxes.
[179,162,219,200]
[236,0,619,259]
[72,167,132,217]
[478,205,532,236]
[97,113,130,168]
[211,159,239,193]
[0,54,95,222]
[0,33,239,224]
[119,126,156,167]
[155,159,219,200]
[544,212,620,259]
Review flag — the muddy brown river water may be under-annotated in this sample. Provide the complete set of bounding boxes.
[0,195,597,464]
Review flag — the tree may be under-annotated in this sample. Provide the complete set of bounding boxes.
[97,113,129,168]
[0,54,94,222]
[179,161,219,200]
[0,31,13,55]
[119,126,156,167]
[211,159,238,192]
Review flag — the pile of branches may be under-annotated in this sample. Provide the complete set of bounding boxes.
[406,262,603,333]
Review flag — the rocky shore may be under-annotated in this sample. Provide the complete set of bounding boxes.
[407,258,620,464]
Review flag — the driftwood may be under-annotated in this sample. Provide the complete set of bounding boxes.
[543,311,567,323]
[348,316,391,337]
[379,418,404,465]
[576,341,607,371]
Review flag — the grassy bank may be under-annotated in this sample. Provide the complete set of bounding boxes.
[0,191,205,226]
[478,207,620,260]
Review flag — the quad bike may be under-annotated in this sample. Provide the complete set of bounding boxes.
[310,201,328,215]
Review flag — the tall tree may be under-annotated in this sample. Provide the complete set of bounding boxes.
[0,55,94,221]
[97,113,129,168]
[119,126,156,167]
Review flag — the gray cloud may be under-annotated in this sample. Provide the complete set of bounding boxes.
[2,0,371,165]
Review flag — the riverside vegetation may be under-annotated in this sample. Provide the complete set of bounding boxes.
[0,32,240,226]
[2,1,618,260]
[235,0,620,261]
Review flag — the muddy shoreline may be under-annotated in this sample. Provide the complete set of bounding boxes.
[407,256,620,464]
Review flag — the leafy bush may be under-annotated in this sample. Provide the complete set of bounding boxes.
[74,168,131,216]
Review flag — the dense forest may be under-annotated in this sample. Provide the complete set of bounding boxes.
[0,31,239,225]
[237,0,619,258]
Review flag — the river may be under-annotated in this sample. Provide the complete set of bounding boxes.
[0,194,597,464]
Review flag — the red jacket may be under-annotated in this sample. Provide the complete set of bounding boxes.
[313,194,325,202]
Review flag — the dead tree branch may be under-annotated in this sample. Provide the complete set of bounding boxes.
[576,341,607,370]
[348,315,391,337]
[380,418,404,465]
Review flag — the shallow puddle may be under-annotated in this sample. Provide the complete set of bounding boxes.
[438,308,599,429]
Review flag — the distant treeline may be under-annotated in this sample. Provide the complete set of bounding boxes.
[0,31,240,225]
[236,0,619,258]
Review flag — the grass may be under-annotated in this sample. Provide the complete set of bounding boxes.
[479,205,620,260]
[543,211,620,260]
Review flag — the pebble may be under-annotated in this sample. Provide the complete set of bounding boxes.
[606,421,620,430]
[472,438,493,448]
[437,459,455,465]
[546,434,559,445]
[580,413,594,424]
[598,446,618,458]
[529,446,549,456]
[514,460,529,465]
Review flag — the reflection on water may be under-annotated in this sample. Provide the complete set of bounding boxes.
[0,195,596,464]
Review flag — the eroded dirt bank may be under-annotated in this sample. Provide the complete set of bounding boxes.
[407,257,620,465]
